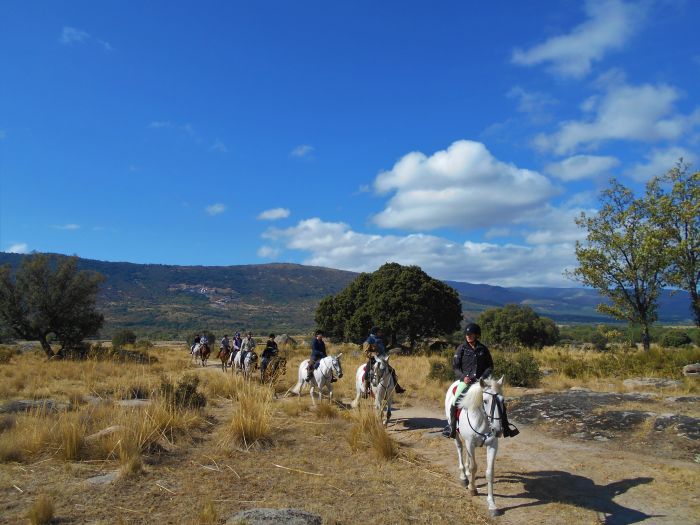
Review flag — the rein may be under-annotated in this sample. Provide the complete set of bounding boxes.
[464,389,502,446]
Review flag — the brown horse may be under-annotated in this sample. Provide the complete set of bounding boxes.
[217,347,231,372]
[200,343,211,367]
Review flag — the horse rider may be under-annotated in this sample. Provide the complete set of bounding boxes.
[239,332,256,366]
[306,330,330,382]
[200,334,209,347]
[362,326,405,394]
[445,323,517,439]
[261,333,278,380]
[219,334,231,359]
[191,333,201,354]
[228,332,242,365]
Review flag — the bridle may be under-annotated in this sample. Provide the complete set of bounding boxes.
[371,358,392,390]
[465,387,504,446]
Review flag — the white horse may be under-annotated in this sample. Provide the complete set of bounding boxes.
[290,354,343,405]
[351,354,395,425]
[444,377,505,517]
[233,350,258,378]
[191,343,202,364]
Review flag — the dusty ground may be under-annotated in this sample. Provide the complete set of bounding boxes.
[1,349,699,524]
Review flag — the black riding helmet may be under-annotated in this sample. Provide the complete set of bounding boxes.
[465,323,481,336]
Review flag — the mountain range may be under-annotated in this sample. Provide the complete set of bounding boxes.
[0,252,694,337]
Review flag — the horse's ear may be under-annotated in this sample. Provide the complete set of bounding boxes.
[497,376,504,386]
[479,378,485,388]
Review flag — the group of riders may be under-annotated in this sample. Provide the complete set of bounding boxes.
[192,322,517,440]
[191,331,280,379]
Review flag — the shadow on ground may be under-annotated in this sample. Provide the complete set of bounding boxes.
[498,470,658,524]
[392,416,444,432]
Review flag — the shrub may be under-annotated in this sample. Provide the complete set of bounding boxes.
[112,330,137,349]
[479,304,559,348]
[493,350,541,387]
[428,360,452,382]
[160,376,206,409]
[660,331,692,348]
[590,332,608,352]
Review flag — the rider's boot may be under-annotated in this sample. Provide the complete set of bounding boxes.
[501,405,519,438]
[448,404,458,439]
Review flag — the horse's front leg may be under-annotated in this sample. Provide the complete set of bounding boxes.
[308,384,317,406]
[453,436,468,487]
[485,441,500,516]
[466,441,478,496]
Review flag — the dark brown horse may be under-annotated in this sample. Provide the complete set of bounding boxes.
[217,347,231,372]
[200,343,211,367]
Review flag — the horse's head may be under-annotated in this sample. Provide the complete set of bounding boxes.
[331,353,343,379]
[481,376,505,437]
[371,354,390,387]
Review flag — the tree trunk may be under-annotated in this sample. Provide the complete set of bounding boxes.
[690,288,700,328]
[642,324,651,352]
[38,336,53,359]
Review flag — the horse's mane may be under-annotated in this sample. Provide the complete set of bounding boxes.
[458,382,484,412]
[457,377,502,412]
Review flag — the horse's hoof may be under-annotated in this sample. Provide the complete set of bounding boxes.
[469,489,478,497]
[489,509,501,517]
[460,478,468,488]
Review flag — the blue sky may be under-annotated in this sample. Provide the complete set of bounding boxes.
[1,0,699,286]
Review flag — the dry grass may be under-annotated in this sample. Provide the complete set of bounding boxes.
[314,401,338,419]
[347,406,397,460]
[57,411,87,460]
[220,381,274,450]
[27,493,55,525]
[0,407,53,462]
[197,498,218,524]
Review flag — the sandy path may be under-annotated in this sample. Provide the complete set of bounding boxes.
[388,404,699,525]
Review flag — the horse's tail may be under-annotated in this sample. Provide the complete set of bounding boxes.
[290,380,302,395]
[351,389,361,408]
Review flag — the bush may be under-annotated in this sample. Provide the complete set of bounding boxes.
[160,376,206,409]
[428,360,453,382]
[479,304,559,348]
[112,330,137,349]
[590,332,608,352]
[660,331,692,348]
[492,350,541,387]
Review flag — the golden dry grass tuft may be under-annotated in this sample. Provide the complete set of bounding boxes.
[347,407,397,460]
[314,401,338,419]
[220,381,273,450]
[27,493,55,525]
[197,498,218,524]
[57,411,87,460]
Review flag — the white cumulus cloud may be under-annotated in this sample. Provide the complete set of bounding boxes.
[626,147,697,181]
[4,243,29,254]
[534,81,700,155]
[545,155,620,181]
[205,203,226,216]
[264,218,575,286]
[51,224,81,230]
[511,0,647,78]
[372,140,558,231]
[257,208,290,221]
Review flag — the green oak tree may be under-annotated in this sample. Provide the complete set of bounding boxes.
[647,162,700,326]
[315,263,462,347]
[570,180,669,351]
[0,254,104,357]
[478,304,559,348]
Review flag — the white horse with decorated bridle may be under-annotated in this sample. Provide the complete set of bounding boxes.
[233,350,258,379]
[351,353,395,426]
[290,354,343,405]
[444,376,505,517]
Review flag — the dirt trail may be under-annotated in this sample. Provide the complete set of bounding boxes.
[388,404,699,525]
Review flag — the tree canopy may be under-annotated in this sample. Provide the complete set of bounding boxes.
[0,254,105,357]
[315,263,462,346]
[478,304,559,348]
[647,162,700,326]
[570,179,669,350]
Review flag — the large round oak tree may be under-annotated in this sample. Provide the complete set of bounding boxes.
[315,263,462,347]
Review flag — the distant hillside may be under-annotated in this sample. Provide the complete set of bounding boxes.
[0,253,694,337]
